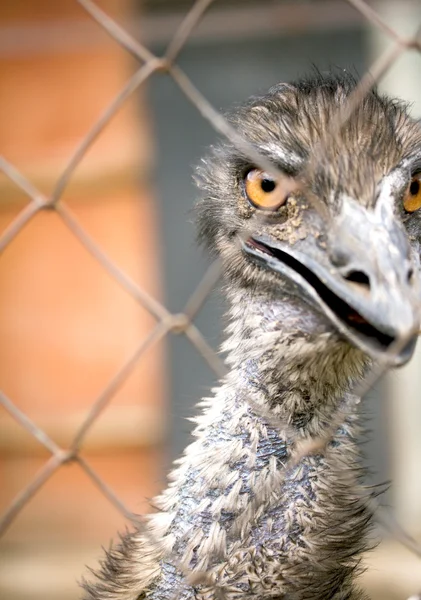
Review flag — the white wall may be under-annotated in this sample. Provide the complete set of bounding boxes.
[369,0,421,535]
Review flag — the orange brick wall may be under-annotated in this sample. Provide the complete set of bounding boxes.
[0,0,165,548]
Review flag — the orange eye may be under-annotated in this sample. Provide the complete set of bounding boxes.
[245,169,288,211]
[403,174,421,213]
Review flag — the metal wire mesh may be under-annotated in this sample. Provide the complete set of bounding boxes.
[1,0,421,597]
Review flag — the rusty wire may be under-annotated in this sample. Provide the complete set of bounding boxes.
[1,0,421,596]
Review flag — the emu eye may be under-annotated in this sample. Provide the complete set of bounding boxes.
[245,169,288,211]
[403,173,421,213]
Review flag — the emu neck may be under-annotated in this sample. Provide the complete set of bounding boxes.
[225,289,366,433]
[149,290,370,600]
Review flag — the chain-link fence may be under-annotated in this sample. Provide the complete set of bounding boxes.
[1,0,421,598]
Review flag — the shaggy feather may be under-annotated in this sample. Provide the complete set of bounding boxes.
[82,70,421,600]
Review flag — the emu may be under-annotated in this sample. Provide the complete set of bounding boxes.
[82,72,421,600]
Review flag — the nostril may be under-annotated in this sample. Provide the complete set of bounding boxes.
[344,270,370,288]
[407,268,414,284]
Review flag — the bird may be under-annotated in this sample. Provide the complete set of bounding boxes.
[81,71,421,600]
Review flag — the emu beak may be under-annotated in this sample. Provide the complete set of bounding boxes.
[243,200,420,366]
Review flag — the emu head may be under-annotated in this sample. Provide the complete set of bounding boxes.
[196,73,421,365]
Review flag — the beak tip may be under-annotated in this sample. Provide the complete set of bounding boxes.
[391,333,418,366]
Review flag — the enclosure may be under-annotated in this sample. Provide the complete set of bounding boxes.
[0,1,421,599]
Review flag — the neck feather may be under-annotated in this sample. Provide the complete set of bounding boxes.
[137,289,372,600]
[223,287,367,434]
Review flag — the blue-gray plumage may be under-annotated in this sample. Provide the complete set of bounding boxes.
[82,72,421,600]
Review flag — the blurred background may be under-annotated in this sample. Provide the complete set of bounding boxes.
[0,1,420,599]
